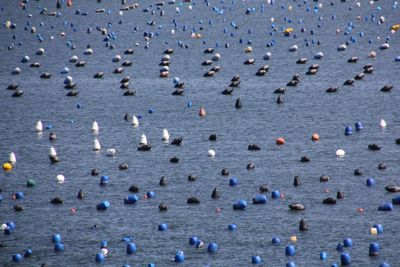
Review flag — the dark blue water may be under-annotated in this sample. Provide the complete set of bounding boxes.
[1,0,400,266]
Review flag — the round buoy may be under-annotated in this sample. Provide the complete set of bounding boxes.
[56,174,65,184]
[52,234,62,243]
[3,163,12,171]
[207,243,218,252]
[336,149,345,157]
[26,179,36,187]
[229,178,238,186]
[366,178,376,186]
[15,192,24,199]
[369,242,380,256]
[374,224,383,234]
[95,253,105,263]
[271,191,280,199]
[24,249,32,257]
[174,251,185,263]
[311,133,320,141]
[252,256,262,264]
[276,138,285,145]
[100,175,109,185]
[146,191,156,198]
[127,243,137,254]
[189,236,198,245]
[272,237,281,245]
[54,243,65,252]
[355,122,364,130]
[286,262,296,267]
[208,149,216,158]
[96,201,110,210]
[124,194,139,204]
[285,245,296,256]
[228,224,237,231]
[343,238,353,247]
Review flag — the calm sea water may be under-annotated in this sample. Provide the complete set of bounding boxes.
[0,0,400,266]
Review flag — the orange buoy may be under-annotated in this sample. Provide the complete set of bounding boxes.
[311,133,320,141]
[67,0,72,7]
[199,107,206,117]
[276,138,285,145]
[357,208,365,213]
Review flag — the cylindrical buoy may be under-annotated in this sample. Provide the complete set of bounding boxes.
[174,251,184,263]
[132,115,139,127]
[252,255,262,264]
[344,126,353,136]
[94,138,101,150]
[9,152,16,164]
[252,194,267,204]
[12,254,23,262]
[124,194,139,204]
[96,200,110,210]
[286,262,296,267]
[207,243,218,252]
[378,202,393,211]
[127,243,137,254]
[92,121,99,132]
[285,245,296,256]
[233,199,247,210]
[35,120,43,132]
[379,118,387,128]
[146,191,156,198]
[100,175,109,185]
[162,128,170,142]
[355,122,363,130]
[158,223,168,231]
[320,252,327,260]
[369,242,380,256]
[199,107,206,117]
[340,252,351,265]
[374,224,383,234]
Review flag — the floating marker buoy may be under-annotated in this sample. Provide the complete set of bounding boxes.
[228,224,237,231]
[252,255,262,264]
[340,252,351,265]
[374,224,383,234]
[355,122,363,130]
[127,243,137,254]
[12,254,22,262]
[162,128,169,142]
[229,178,238,186]
[95,253,105,263]
[233,199,247,210]
[276,137,285,145]
[132,115,139,127]
[35,120,43,132]
[320,252,327,260]
[199,107,206,117]
[189,236,199,245]
[174,251,184,262]
[140,134,148,145]
[343,238,353,247]
[124,194,138,204]
[24,249,32,257]
[106,149,116,157]
[158,223,168,231]
[208,149,216,158]
[345,126,353,136]
[369,242,380,256]
[9,152,16,164]
[271,191,280,199]
[366,178,376,186]
[54,243,65,252]
[336,149,345,157]
[379,118,387,128]
[286,245,296,256]
[92,121,99,132]
[378,202,393,211]
[272,237,281,245]
[207,243,218,252]
[3,162,12,171]
[97,200,110,210]
[100,175,109,186]
[93,138,101,150]
[56,174,65,184]
[253,195,267,204]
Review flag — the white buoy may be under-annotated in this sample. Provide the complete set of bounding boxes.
[69,55,79,62]
[106,148,116,157]
[162,128,170,142]
[92,121,99,132]
[56,174,65,184]
[49,146,57,156]
[289,45,298,52]
[112,55,121,62]
[368,51,377,58]
[35,120,43,132]
[101,248,108,256]
[132,115,139,127]
[336,149,345,157]
[84,48,93,55]
[208,149,216,158]
[140,134,148,145]
[0,223,8,231]
[263,52,272,60]
[94,138,101,151]
[212,53,221,61]
[9,152,16,164]
[379,118,387,128]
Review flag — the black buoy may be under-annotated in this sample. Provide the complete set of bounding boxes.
[299,218,308,231]
[300,156,310,162]
[91,169,100,176]
[159,176,167,186]
[211,188,220,199]
[119,163,129,170]
[247,163,255,170]
[368,144,381,151]
[293,176,301,186]
[221,168,229,176]
[322,197,336,204]
[50,197,64,204]
[49,155,60,163]
[124,113,129,121]
[171,138,183,145]
[354,168,363,176]
[378,163,387,170]
[159,202,168,211]
[336,191,344,199]
[259,184,269,192]
[209,134,217,141]
[187,196,200,204]
[49,132,57,141]
[276,95,283,104]
[235,98,242,109]
[128,185,139,193]
[14,204,24,212]
[188,175,196,181]
[170,156,179,163]
[320,175,330,182]
[77,189,85,199]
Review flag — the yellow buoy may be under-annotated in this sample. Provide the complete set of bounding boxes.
[370,227,378,235]
[3,163,12,171]
[390,24,400,31]
[290,235,297,242]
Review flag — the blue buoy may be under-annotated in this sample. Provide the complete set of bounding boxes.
[395,56,400,62]
[54,243,65,252]
[340,252,351,265]
[380,262,390,267]
[320,252,327,260]
[76,103,81,109]
[286,262,296,267]
[252,195,267,204]
[229,177,238,186]
[369,242,380,256]
[392,196,400,205]
[96,201,110,210]
[127,243,137,254]
[146,191,156,198]
[336,243,344,251]
[24,249,32,257]
[355,122,363,130]
[7,222,16,230]
[158,223,168,231]
[189,236,198,245]
[228,224,237,231]
[345,126,353,136]
[272,237,281,245]
[148,108,154,114]
[12,254,22,262]
[285,245,296,256]
[207,242,218,252]
[252,255,262,264]
[100,175,109,185]
[271,191,280,199]
[343,238,353,247]
[124,195,139,204]
[232,199,247,210]
[378,202,393,211]
[15,192,24,199]
[100,240,107,248]
[187,101,192,107]
[52,234,62,243]
[148,264,155,267]
[366,178,376,187]
[174,251,184,263]
[374,224,384,234]
[195,240,204,248]
[95,253,105,263]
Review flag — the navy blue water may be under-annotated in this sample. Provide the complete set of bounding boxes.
[0,0,400,266]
